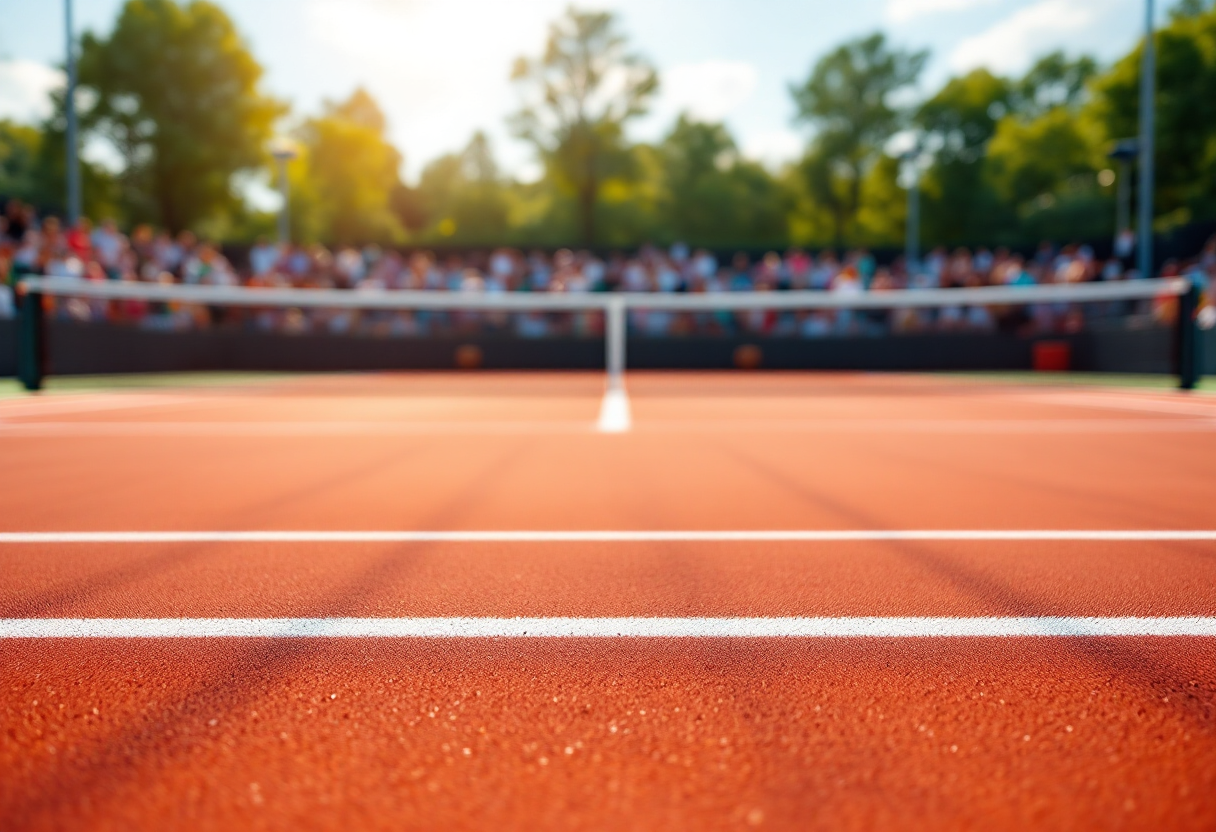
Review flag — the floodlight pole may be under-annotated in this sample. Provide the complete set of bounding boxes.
[1116,159,1131,244]
[1137,0,1156,278]
[1107,139,1138,257]
[901,151,920,274]
[269,141,299,245]
[275,156,291,245]
[906,169,920,274]
[64,0,81,225]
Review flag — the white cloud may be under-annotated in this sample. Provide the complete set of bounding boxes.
[741,128,803,170]
[304,0,566,178]
[948,0,1098,75]
[659,60,759,123]
[885,0,995,24]
[0,59,64,123]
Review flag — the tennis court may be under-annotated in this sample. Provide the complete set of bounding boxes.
[2,369,1215,830]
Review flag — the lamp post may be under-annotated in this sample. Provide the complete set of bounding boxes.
[900,149,921,276]
[1138,0,1156,278]
[64,0,81,225]
[269,138,299,246]
[1107,138,1138,260]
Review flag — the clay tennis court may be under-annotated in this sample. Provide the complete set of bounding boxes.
[2,371,1215,830]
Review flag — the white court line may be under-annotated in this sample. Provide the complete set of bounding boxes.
[2,530,1215,543]
[2,617,1214,638]
[597,388,632,433]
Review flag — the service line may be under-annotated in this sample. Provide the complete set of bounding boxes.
[2,617,1215,638]
[2,530,1216,543]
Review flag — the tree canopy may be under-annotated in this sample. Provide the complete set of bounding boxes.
[657,116,789,248]
[791,33,928,245]
[509,7,658,245]
[7,0,1216,252]
[74,0,283,232]
[294,88,405,246]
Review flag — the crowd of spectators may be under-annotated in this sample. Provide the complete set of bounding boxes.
[3,199,1213,338]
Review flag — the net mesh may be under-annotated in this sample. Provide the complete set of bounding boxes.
[6,275,1207,386]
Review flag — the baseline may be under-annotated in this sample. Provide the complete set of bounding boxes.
[3,616,1215,638]
[2,530,1215,543]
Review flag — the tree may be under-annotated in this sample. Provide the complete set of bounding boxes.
[855,153,906,245]
[915,69,1015,244]
[76,0,283,231]
[0,121,46,205]
[1091,4,1216,225]
[986,107,1100,208]
[984,68,1109,244]
[918,69,1012,165]
[415,131,511,244]
[1011,52,1098,118]
[2,107,120,220]
[509,7,658,245]
[916,53,1110,246]
[296,88,406,245]
[1172,0,1214,20]
[790,33,928,246]
[658,116,788,247]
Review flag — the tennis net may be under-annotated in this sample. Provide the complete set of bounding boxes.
[8,274,1208,396]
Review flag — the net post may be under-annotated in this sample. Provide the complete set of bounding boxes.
[1178,281,1199,391]
[606,297,626,391]
[16,282,46,392]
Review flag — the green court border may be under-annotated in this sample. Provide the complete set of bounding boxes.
[935,371,1215,393]
[0,372,296,397]
[2,369,1212,398]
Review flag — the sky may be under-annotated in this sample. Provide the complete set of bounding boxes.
[0,0,1163,190]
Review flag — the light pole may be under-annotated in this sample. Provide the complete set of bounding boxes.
[900,149,921,275]
[1108,139,1138,258]
[1138,0,1156,278]
[269,138,299,245]
[64,0,81,225]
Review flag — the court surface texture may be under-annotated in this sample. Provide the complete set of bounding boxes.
[1,371,1214,831]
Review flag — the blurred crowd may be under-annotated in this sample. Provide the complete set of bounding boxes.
[3,200,1213,338]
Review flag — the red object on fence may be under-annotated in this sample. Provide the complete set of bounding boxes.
[1033,341,1071,372]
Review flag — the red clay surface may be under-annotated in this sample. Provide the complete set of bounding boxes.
[3,541,1216,619]
[1,372,1215,830]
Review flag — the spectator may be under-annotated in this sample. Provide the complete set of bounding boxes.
[250,236,280,277]
[91,219,126,279]
[4,202,1204,341]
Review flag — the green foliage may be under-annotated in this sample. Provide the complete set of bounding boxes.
[916,53,1109,247]
[9,100,122,221]
[1017,190,1116,245]
[1011,52,1098,118]
[856,154,906,244]
[986,108,1100,209]
[658,116,788,247]
[76,0,283,232]
[15,0,1216,252]
[794,141,853,246]
[1172,0,1215,21]
[791,32,928,245]
[918,69,1012,164]
[915,70,1015,244]
[0,121,47,205]
[1091,4,1216,226]
[414,132,511,244]
[509,7,658,245]
[294,88,406,246]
